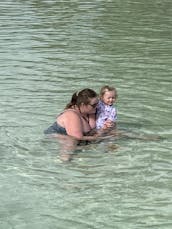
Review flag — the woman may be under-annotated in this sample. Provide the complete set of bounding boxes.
[44,88,100,142]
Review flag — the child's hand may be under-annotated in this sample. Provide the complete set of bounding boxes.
[103,120,114,129]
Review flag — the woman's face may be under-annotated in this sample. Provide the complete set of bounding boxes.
[85,97,99,114]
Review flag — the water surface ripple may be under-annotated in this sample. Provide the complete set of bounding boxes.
[0,0,172,228]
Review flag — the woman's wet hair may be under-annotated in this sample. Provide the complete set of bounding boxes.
[65,88,97,109]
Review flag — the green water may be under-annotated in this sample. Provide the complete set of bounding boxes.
[0,0,172,228]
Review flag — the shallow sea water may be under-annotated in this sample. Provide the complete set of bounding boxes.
[0,0,172,228]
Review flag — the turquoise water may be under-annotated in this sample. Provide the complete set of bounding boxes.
[0,0,172,228]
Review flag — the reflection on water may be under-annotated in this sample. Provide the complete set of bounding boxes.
[0,0,172,228]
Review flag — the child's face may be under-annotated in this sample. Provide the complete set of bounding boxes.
[102,90,116,106]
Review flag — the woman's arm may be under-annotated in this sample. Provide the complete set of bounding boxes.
[63,110,84,139]
[63,111,100,141]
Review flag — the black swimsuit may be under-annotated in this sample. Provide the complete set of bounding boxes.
[44,122,67,135]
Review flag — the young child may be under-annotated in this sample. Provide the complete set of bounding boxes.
[96,85,117,130]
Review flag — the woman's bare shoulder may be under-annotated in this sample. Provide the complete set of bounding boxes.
[62,109,80,118]
[57,109,81,127]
